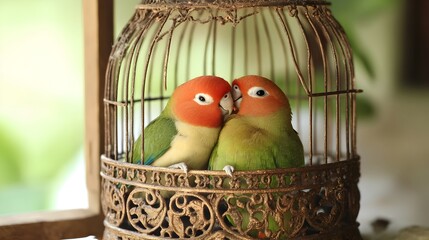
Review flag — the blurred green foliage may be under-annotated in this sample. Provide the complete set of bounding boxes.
[0,123,23,185]
[0,0,84,214]
[330,0,402,79]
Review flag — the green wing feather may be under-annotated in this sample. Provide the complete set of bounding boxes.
[272,129,305,169]
[208,143,218,170]
[132,114,177,165]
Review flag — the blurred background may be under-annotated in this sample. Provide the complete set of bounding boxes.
[0,0,140,214]
[0,0,428,238]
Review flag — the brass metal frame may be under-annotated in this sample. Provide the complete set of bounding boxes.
[102,0,362,239]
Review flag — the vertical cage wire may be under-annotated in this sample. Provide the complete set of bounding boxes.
[101,1,362,239]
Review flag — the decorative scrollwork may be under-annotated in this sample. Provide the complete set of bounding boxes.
[101,179,126,227]
[276,193,306,237]
[300,187,345,232]
[160,193,215,238]
[213,192,307,239]
[126,188,167,234]
[139,0,331,8]
[102,157,361,239]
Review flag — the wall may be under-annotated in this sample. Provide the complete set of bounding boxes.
[350,1,429,236]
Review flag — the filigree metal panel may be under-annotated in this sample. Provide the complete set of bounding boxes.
[101,157,361,239]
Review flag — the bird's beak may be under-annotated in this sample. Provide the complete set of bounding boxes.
[219,92,234,119]
[232,86,242,110]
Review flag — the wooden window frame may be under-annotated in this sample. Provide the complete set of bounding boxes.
[0,1,113,239]
[403,0,429,87]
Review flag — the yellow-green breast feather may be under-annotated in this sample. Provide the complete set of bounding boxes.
[209,110,304,171]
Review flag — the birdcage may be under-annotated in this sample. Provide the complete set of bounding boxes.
[101,0,362,239]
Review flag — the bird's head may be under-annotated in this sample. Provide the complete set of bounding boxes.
[171,76,233,127]
[232,75,291,117]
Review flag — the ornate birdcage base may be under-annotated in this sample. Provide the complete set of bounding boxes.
[103,221,361,240]
[100,156,361,240]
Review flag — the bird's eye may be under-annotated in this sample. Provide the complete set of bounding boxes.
[223,93,230,99]
[248,86,269,98]
[194,93,214,105]
[233,85,239,90]
[256,90,266,96]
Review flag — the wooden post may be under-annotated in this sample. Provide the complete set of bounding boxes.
[83,0,114,213]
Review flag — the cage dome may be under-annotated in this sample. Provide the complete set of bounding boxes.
[101,0,362,239]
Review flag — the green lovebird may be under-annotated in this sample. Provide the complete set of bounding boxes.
[208,75,304,238]
[133,75,234,173]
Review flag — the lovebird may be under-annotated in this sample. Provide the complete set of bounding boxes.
[133,75,234,173]
[209,75,304,174]
[208,75,304,238]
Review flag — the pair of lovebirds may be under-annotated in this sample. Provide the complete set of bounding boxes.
[132,75,304,175]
